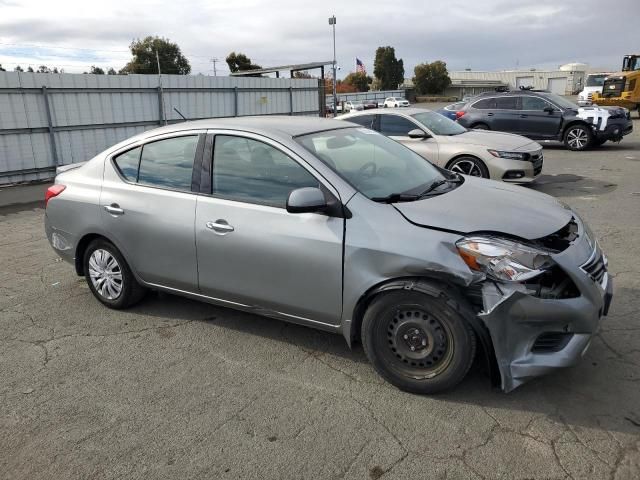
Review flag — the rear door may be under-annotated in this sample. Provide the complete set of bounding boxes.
[518,96,563,138]
[377,114,440,164]
[195,132,344,325]
[491,96,521,132]
[101,131,204,290]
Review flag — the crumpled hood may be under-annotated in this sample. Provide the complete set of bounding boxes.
[394,176,573,240]
[439,130,539,151]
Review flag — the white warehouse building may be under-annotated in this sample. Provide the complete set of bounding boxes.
[444,63,588,98]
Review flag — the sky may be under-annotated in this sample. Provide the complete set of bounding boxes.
[1,0,639,77]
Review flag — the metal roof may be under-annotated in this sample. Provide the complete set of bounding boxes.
[230,61,334,76]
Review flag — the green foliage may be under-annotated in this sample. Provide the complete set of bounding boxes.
[0,64,6,72]
[37,65,50,73]
[343,72,372,92]
[120,36,191,75]
[107,67,117,75]
[14,65,24,72]
[90,66,105,75]
[373,46,404,90]
[413,61,451,94]
[225,52,262,74]
[27,66,34,72]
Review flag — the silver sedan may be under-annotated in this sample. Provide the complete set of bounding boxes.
[45,116,611,393]
[340,108,543,182]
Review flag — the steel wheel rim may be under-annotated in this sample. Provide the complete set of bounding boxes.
[450,159,482,177]
[381,306,455,379]
[88,249,123,300]
[567,128,588,149]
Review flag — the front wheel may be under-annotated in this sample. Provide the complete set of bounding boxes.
[564,124,593,151]
[447,156,489,178]
[361,288,477,394]
[471,123,490,130]
[84,239,146,309]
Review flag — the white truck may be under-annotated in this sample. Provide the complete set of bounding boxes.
[577,73,611,106]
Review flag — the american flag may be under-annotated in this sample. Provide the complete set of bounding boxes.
[356,58,366,74]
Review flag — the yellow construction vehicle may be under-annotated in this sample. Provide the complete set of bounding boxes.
[592,54,640,117]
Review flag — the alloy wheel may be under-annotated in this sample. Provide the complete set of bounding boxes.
[88,249,123,300]
[450,159,483,177]
[567,128,589,149]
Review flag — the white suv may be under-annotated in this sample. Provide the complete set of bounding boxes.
[577,73,610,106]
[383,97,410,108]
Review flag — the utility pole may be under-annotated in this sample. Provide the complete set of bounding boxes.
[211,57,219,76]
[328,15,337,117]
[156,50,167,125]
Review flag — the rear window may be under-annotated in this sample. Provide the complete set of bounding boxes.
[495,97,519,109]
[472,98,496,109]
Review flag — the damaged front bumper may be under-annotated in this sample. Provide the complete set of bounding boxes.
[477,223,613,392]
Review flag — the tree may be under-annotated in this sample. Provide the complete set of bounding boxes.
[89,65,105,75]
[107,67,117,75]
[120,36,191,75]
[0,64,5,71]
[14,65,24,72]
[27,66,34,72]
[225,52,261,73]
[373,46,404,90]
[37,65,50,73]
[343,72,372,92]
[413,61,451,94]
[293,70,313,79]
[335,81,357,93]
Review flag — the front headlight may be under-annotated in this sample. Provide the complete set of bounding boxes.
[456,236,552,282]
[487,150,526,160]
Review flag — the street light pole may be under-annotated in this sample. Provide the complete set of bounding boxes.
[329,15,337,117]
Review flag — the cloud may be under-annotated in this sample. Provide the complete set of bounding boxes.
[1,0,639,75]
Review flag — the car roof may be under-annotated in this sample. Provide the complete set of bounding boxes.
[340,107,429,117]
[473,90,551,98]
[132,115,352,140]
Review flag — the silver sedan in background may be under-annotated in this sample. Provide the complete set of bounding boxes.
[340,108,543,182]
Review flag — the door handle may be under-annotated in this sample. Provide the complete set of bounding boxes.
[206,220,234,235]
[104,204,124,215]
[486,113,494,116]
[520,114,528,118]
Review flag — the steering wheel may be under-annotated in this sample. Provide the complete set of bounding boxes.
[358,161,377,179]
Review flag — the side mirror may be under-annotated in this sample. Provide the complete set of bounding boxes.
[286,187,328,214]
[408,128,429,139]
[544,106,555,114]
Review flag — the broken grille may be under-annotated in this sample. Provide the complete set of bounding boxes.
[581,248,607,286]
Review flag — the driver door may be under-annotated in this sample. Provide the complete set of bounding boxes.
[376,114,440,165]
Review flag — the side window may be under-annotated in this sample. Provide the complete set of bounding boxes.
[347,115,375,129]
[113,146,141,181]
[137,136,198,191]
[379,115,417,136]
[495,97,519,109]
[472,98,497,109]
[212,135,319,208]
[521,96,550,111]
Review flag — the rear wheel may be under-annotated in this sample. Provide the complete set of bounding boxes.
[447,156,489,178]
[471,123,489,130]
[564,124,593,151]
[361,288,476,394]
[83,239,146,309]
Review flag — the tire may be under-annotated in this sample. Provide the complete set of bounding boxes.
[471,123,490,130]
[361,287,477,394]
[83,238,146,309]
[564,124,593,151]
[447,156,490,178]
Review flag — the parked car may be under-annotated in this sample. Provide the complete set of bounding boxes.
[45,117,612,394]
[325,102,342,115]
[577,73,611,106]
[340,108,543,182]
[344,101,364,113]
[362,99,378,110]
[436,101,467,120]
[456,91,633,151]
[383,97,410,108]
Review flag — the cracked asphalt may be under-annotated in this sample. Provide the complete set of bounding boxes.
[2,112,640,479]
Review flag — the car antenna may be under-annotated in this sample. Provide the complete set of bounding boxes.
[173,107,188,121]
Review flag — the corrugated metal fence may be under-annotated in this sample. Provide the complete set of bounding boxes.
[0,72,321,185]
[327,89,405,104]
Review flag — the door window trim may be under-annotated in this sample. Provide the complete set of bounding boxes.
[376,113,423,136]
[519,95,561,112]
[202,129,341,209]
[108,130,207,195]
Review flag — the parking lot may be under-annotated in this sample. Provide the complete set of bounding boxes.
[1,108,639,480]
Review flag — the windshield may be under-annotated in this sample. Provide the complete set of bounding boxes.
[295,127,446,200]
[545,93,579,110]
[412,111,467,136]
[586,75,607,87]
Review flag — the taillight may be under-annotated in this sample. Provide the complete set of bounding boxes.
[45,184,66,207]
[455,111,465,119]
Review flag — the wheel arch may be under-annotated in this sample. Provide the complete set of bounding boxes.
[345,276,500,386]
[561,119,591,138]
[74,232,130,277]
[444,154,489,178]
[469,122,490,129]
